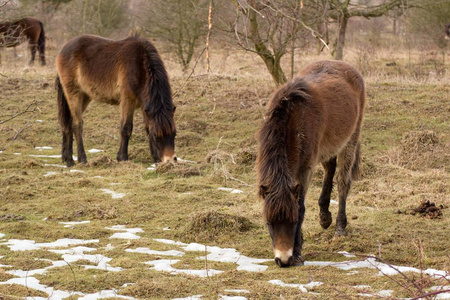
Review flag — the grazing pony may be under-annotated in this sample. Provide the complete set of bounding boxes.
[445,23,450,40]
[56,34,177,167]
[257,60,365,267]
[0,17,46,65]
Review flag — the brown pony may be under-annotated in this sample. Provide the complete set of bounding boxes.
[56,34,177,167]
[257,60,365,267]
[0,17,46,65]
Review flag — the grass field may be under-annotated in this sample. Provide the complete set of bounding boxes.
[0,45,449,299]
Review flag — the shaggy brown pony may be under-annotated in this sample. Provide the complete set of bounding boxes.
[0,17,45,65]
[257,60,365,267]
[56,34,177,167]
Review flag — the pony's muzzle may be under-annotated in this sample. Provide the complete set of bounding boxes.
[274,249,294,267]
[275,256,294,268]
[162,154,177,163]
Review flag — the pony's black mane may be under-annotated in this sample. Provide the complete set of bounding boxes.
[141,39,176,137]
[257,79,311,223]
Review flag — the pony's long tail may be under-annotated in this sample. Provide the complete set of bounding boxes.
[56,76,72,130]
[38,21,45,65]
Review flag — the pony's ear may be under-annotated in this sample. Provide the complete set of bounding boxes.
[259,185,268,198]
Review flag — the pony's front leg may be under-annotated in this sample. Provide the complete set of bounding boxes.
[73,121,87,164]
[293,194,306,266]
[117,106,134,162]
[319,157,337,229]
[293,169,312,266]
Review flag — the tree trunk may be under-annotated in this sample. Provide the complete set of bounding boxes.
[248,6,287,85]
[334,12,349,60]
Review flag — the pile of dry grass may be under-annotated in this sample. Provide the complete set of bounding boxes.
[155,162,202,177]
[184,210,253,242]
[389,130,448,171]
[87,155,116,167]
[205,150,235,165]
[235,146,256,165]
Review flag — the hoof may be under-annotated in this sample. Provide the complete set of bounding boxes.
[293,254,305,266]
[319,211,332,229]
[65,160,75,167]
[335,228,347,237]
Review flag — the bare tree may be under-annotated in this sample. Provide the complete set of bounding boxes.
[229,0,318,85]
[325,0,412,60]
[63,0,127,37]
[139,0,209,70]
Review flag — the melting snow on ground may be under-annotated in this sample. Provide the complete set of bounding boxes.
[100,188,125,199]
[1,228,449,299]
[106,225,144,239]
[60,220,91,228]
[217,187,244,194]
[88,148,104,153]
[35,146,54,150]
[269,279,323,293]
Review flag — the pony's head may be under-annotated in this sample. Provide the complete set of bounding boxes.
[260,184,300,267]
[145,106,177,163]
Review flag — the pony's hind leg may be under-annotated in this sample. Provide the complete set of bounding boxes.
[319,156,337,229]
[335,142,358,236]
[29,43,37,65]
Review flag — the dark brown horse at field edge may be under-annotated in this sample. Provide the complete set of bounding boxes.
[56,34,177,167]
[0,17,46,65]
[257,60,365,267]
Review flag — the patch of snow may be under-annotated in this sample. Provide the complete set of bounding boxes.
[306,255,450,280]
[2,238,99,251]
[183,243,270,272]
[14,153,21,155]
[35,146,53,150]
[50,247,123,272]
[0,233,4,239]
[70,169,84,173]
[330,199,338,205]
[78,290,135,300]
[109,232,141,240]
[172,295,202,300]
[217,187,243,194]
[44,163,67,168]
[145,259,224,277]
[88,148,104,153]
[35,119,43,123]
[153,239,269,272]
[378,290,393,297]
[44,171,58,177]
[106,225,144,240]
[100,188,125,199]
[126,247,185,257]
[219,296,247,300]
[224,289,250,294]
[60,221,91,228]
[0,277,82,299]
[154,239,188,247]
[147,164,156,171]
[338,251,356,258]
[177,157,197,164]
[163,227,171,231]
[0,150,2,154]
[105,244,115,251]
[268,279,323,293]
